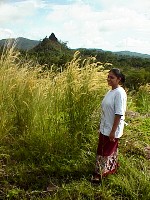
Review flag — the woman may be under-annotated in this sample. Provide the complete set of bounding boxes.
[91,68,127,183]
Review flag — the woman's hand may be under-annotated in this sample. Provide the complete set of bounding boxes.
[109,131,115,142]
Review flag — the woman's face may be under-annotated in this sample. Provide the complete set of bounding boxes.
[107,71,121,88]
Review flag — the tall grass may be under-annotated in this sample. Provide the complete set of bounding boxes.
[0,48,107,195]
[0,47,150,200]
[135,84,150,114]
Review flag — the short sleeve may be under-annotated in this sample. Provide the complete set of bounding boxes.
[114,90,127,116]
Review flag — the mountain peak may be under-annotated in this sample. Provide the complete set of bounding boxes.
[49,33,58,42]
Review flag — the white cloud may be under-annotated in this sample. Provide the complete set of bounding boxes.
[0,0,41,25]
[0,0,150,54]
[114,37,150,54]
[43,1,150,53]
[0,28,13,39]
[99,0,150,11]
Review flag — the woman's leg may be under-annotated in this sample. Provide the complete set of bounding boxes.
[91,133,119,182]
[95,148,118,178]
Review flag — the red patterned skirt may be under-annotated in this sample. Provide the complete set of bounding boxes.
[95,133,119,177]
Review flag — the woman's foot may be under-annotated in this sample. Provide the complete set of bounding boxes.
[91,173,101,184]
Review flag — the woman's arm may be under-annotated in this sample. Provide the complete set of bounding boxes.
[109,114,121,141]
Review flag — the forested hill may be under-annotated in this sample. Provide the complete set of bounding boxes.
[28,33,73,69]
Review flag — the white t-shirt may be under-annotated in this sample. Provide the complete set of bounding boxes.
[100,86,127,138]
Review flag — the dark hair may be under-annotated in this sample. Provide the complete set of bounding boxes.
[109,68,125,84]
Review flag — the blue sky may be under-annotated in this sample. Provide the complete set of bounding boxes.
[0,0,150,54]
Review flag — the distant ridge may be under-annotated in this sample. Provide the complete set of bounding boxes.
[0,37,40,50]
[114,50,150,59]
[0,37,150,58]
